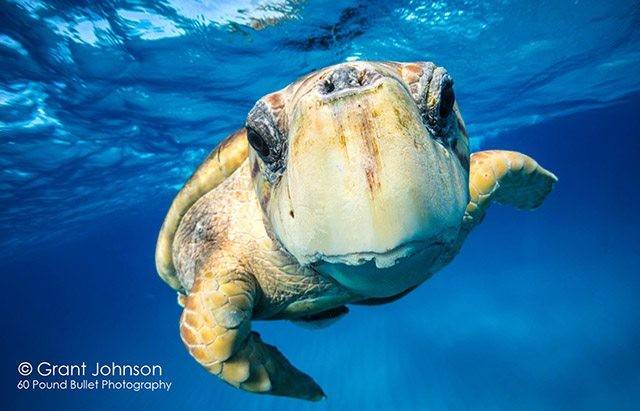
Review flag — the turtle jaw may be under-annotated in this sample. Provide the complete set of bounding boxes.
[299,226,460,298]
[311,239,431,269]
[311,235,457,298]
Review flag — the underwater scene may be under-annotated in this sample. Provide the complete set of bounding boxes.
[2,0,639,410]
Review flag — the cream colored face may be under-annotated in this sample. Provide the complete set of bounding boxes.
[246,61,470,297]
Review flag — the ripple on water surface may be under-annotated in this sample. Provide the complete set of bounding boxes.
[0,0,639,251]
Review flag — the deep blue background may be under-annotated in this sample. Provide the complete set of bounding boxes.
[3,97,639,410]
[2,0,640,409]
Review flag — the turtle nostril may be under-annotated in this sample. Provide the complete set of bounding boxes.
[330,66,359,89]
[322,81,335,94]
[320,66,376,95]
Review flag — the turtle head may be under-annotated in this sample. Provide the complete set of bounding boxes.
[245,61,470,297]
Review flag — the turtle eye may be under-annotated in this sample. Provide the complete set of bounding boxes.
[439,79,455,118]
[246,98,287,182]
[246,127,271,160]
[420,68,456,137]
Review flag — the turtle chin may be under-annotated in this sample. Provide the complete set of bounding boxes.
[315,240,429,269]
[312,235,457,298]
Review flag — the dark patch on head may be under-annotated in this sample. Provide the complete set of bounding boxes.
[338,134,347,149]
[358,100,381,195]
[250,157,260,179]
[265,93,284,110]
[403,63,424,78]
[400,62,435,117]
[259,184,271,210]
[330,106,350,163]
[289,210,295,218]
[263,92,288,134]
[365,167,379,193]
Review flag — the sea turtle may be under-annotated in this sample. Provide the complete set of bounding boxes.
[155,61,557,400]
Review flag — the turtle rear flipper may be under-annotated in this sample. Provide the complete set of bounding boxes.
[460,150,557,239]
[179,259,325,401]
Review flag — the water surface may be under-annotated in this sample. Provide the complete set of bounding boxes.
[1,1,639,410]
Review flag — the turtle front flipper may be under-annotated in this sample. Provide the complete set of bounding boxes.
[461,150,557,238]
[179,264,325,401]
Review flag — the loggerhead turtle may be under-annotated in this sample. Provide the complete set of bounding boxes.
[155,61,557,400]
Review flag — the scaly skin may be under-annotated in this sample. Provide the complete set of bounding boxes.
[173,161,354,400]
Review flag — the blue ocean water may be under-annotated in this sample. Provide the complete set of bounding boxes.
[1,0,639,410]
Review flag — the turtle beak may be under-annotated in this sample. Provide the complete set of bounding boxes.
[265,72,468,277]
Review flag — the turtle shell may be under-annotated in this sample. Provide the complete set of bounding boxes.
[155,128,248,291]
